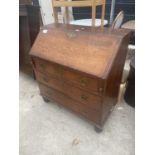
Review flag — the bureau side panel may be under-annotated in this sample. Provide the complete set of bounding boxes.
[101,34,131,125]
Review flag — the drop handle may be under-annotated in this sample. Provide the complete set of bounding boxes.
[43,77,49,83]
[81,94,88,101]
[80,108,88,115]
[80,77,89,86]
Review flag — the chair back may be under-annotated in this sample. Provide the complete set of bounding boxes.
[52,0,106,27]
[112,11,124,29]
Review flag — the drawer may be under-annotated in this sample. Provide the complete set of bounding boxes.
[36,71,102,111]
[39,83,101,124]
[33,57,104,95]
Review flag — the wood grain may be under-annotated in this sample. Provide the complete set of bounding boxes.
[30,23,131,130]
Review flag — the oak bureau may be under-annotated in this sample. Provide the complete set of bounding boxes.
[30,23,131,132]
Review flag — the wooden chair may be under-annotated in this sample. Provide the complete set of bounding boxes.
[115,11,135,103]
[52,0,106,27]
[111,11,124,29]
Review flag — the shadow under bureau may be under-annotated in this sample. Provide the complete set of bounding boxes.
[30,24,131,132]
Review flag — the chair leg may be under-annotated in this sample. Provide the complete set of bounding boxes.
[92,2,96,27]
[101,2,106,28]
[117,83,126,103]
[65,7,69,24]
[53,7,58,23]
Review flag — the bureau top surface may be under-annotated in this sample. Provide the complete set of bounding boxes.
[30,23,130,78]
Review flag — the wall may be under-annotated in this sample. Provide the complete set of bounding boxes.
[72,0,135,24]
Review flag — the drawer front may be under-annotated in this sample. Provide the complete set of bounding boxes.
[36,71,102,111]
[39,83,101,124]
[33,57,104,95]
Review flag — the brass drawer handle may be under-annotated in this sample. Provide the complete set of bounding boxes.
[80,77,89,86]
[81,94,88,101]
[43,77,49,83]
[80,108,88,115]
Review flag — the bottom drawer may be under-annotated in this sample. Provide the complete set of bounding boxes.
[39,83,101,124]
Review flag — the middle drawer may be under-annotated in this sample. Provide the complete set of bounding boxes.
[33,57,105,96]
[35,71,102,111]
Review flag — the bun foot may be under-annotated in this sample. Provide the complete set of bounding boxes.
[94,126,103,133]
[42,96,50,103]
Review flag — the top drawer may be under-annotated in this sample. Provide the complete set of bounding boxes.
[32,57,105,95]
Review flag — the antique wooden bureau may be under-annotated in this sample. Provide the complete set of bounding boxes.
[30,23,131,132]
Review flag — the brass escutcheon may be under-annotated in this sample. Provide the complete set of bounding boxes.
[66,32,76,39]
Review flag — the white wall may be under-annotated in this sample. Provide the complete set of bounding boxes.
[38,0,73,25]
[39,0,54,25]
